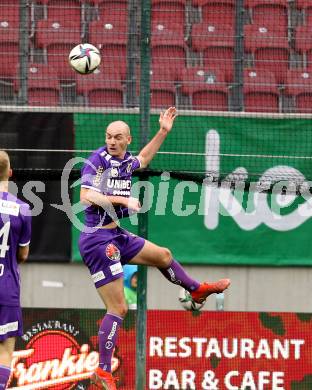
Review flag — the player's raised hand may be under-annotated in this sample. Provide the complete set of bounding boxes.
[159,107,177,133]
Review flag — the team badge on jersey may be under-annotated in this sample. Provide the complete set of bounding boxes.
[105,243,121,261]
[110,168,119,177]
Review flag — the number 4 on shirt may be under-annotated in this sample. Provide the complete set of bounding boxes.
[0,221,10,259]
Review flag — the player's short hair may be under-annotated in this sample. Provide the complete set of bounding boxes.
[0,151,10,181]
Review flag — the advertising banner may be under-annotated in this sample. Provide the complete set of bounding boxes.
[73,114,312,266]
[7,309,312,390]
[9,308,136,390]
[147,311,312,390]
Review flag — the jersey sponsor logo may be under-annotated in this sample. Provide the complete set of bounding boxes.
[92,166,104,187]
[106,243,121,261]
[91,270,106,283]
[112,190,131,196]
[0,321,18,335]
[0,200,20,216]
[109,262,123,276]
[110,160,121,167]
[106,179,131,190]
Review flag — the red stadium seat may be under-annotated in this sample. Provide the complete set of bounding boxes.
[284,69,312,113]
[35,19,81,79]
[97,1,128,29]
[89,17,127,80]
[151,24,187,80]
[192,1,235,27]
[75,68,124,107]
[14,62,59,91]
[26,64,61,106]
[152,1,186,34]
[243,68,279,112]
[149,67,176,108]
[0,43,19,78]
[295,26,312,68]
[152,0,186,4]
[244,68,278,94]
[296,1,312,26]
[284,69,312,96]
[191,22,234,82]
[0,1,20,44]
[88,19,127,47]
[244,24,289,84]
[28,74,60,106]
[38,0,82,26]
[28,89,60,106]
[180,66,229,110]
[244,0,288,28]
[192,0,234,4]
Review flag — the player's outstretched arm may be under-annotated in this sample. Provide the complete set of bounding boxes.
[80,188,141,212]
[138,107,177,168]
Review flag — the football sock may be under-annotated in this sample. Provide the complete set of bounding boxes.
[159,259,200,292]
[98,313,123,372]
[0,365,11,389]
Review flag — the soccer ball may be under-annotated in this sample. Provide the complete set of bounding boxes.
[178,288,206,311]
[68,43,101,74]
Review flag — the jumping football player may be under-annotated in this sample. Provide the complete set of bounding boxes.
[79,107,230,389]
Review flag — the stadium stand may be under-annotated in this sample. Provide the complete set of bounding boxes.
[191,22,234,82]
[192,0,235,27]
[295,25,312,69]
[296,0,312,26]
[244,24,289,84]
[150,67,177,108]
[180,66,229,110]
[35,20,82,80]
[75,68,124,107]
[88,19,127,79]
[152,0,186,33]
[244,0,289,28]
[151,23,187,81]
[243,68,280,112]
[284,69,312,113]
[0,1,20,81]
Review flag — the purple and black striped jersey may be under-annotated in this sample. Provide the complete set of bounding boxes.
[0,192,31,306]
[81,146,141,227]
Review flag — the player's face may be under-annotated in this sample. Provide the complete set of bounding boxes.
[105,124,131,158]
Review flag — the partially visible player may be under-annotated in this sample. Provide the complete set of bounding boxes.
[0,151,31,389]
[79,107,230,389]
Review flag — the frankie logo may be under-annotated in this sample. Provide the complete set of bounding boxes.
[8,320,120,389]
[204,130,312,231]
[9,328,98,389]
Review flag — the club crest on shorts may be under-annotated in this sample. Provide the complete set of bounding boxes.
[105,243,121,261]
